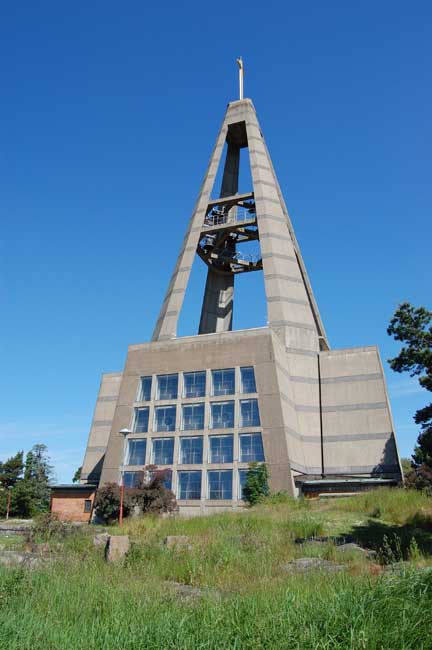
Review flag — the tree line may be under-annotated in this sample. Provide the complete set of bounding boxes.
[0,444,54,518]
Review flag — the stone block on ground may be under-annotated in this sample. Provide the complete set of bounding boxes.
[164,535,192,551]
[94,533,110,547]
[337,542,377,558]
[105,535,129,562]
[282,558,346,574]
[0,551,46,569]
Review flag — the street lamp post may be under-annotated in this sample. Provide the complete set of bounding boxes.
[118,428,131,526]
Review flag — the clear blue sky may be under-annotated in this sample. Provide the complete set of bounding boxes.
[1,1,430,482]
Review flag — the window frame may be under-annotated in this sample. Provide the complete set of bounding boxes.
[126,438,147,466]
[153,405,177,432]
[207,470,233,500]
[240,366,257,394]
[208,434,234,464]
[156,373,179,401]
[138,376,152,402]
[177,470,202,500]
[183,370,206,398]
[239,432,265,463]
[151,437,175,465]
[133,407,150,433]
[239,398,261,428]
[211,368,235,397]
[210,400,235,429]
[179,436,204,464]
[181,402,205,431]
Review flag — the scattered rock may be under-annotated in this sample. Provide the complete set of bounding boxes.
[163,581,222,602]
[105,535,129,562]
[93,533,110,547]
[30,543,50,555]
[282,558,346,573]
[164,535,192,551]
[0,551,46,569]
[337,543,377,558]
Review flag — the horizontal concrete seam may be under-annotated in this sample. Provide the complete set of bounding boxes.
[86,446,107,452]
[259,233,291,241]
[165,310,178,317]
[261,252,296,262]
[98,396,118,402]
[267,296,310,306]
[93,420,113,427]
[177,267,191,272]
[285,346,319,357]
[323,431,393,443]
[250,163,271,172]
[265,273,303,284]
[322,402,387,413]
[258,213,287,223]
[321,373,382,384]
[271,320,317,332]
[256,195,280,205]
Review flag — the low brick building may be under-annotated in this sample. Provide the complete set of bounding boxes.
[50,484,97,522]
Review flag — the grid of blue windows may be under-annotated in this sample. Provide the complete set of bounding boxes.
[182,403,205,430]
[210,401,234,429]
[212,368,235,396]
[127,439,146,465]
[240,367,256,394]
[138,376,152,401]
[123,471,142,488]
[133,408,149,433]
[180,436,203,464]
[240,433,265,462]
[207,470,233,500]
[178,471,202,500]
[154,405,176,432]
[240,399,260,427]
[209,435,233,463]
[157,374,178,400]
[183,371,206,398]
[152,438,174,464]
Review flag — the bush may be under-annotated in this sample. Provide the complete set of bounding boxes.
[130,469,177,515]
[94,483,132,524]
[243,463,269,505]
[404,465,432,495]
[94,470,177,524]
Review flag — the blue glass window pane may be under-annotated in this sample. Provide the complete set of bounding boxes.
[150,469,172,491]
[183,371,206,398]
[240,399,261,427]
[240,367,256,394]
[212,368,235,396]
[210,401,234,429]
[208,470,233,500]
[239,469,249,499]
[123,471,141,488]
[152,438,174,464]
[134,408,149,433]
[240,433,265,462]
[139,376,152,401]
[157,374,178,400]
[182,403,205,430]
[178,471,202,500]
[154,406,176,432]
[180,437,203,464]
[127,439,146,465]
[209,435,233,463]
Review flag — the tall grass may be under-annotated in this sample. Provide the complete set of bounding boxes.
[0,561,430,649]
[335,488,432,525]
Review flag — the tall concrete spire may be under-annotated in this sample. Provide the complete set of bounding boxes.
[152,97,328,351]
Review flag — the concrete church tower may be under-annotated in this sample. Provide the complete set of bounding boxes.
[81,63,402,511]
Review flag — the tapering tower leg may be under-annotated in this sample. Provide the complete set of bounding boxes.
[198,142,239,334]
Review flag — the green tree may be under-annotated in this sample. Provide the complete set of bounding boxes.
[243,463,269,505]
[22,444,54,513]
[388,302,432,489]
[72,466,82,483]
[0,451,24,489]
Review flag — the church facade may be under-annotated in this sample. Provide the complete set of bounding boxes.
[80,97,402,514]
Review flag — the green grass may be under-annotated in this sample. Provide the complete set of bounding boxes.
[0,488,431,649]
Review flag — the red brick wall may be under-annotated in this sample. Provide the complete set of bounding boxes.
[51,490,96,522]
